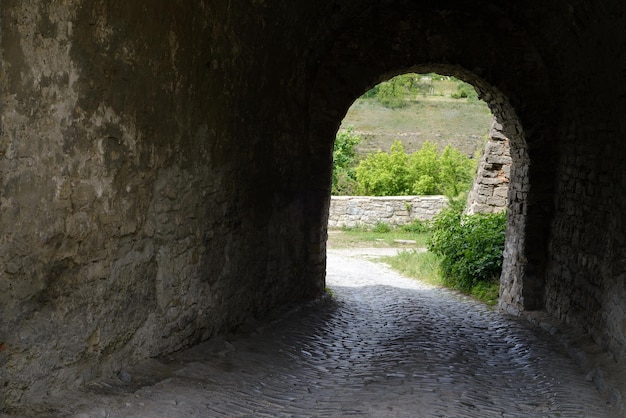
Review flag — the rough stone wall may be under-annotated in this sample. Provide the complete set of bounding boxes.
[0,1,223,407]
[466,119,511,215]
[0,1,327,409]
[328,196,447,228]
[539,2,626,366]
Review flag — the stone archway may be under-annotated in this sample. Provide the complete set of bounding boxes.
[306,6,555,314]
[3,1,626,410]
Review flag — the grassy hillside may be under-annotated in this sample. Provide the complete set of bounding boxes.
[340,86,493,159]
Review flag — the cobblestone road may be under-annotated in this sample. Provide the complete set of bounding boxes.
[28,248,615,417]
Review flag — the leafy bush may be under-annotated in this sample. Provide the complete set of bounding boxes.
[362,85,379,99]
[332,127,361,195]
[428,201,507,292]
[372,221,392,233]
[401,219,431,234]
[408,141,440,194]
[451,80,479,101]
[438,145,476,197]
[471,281,500,307]
[365,73,439,107]
[355,141,411,195]
[377,79,407,109]
[355,140,477,198]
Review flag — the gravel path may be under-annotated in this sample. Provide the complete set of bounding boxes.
[18,248,615,417]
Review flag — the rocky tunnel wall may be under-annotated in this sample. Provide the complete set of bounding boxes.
[0,1,327,408]
[538,2,626,363]
[1,0,626,410]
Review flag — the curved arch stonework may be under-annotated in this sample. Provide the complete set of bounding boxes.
[1,0,626,409]
[306,4,553,314]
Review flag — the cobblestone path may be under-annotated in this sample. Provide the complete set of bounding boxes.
[32,249,614,417]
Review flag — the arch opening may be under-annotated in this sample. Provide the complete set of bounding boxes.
[303,1,559,315]
[327,71,512,303]
[310,63,544,314]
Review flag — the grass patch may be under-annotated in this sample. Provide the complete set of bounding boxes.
[382,250,441,287]
[469,280,499,308]
[329,227,431,248]
[381,249,500,307]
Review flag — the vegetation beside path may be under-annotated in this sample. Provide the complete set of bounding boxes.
[329,73,504,308]
[328,204,505,308]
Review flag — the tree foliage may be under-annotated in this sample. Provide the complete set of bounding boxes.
[355,141,410,196]
[363,73,483,108]
[451,79,479,101]
[354,140,477,198]
[438,145,476,197]
[409,141,440,195]
[364,73,435,109]
[332,127,361,195]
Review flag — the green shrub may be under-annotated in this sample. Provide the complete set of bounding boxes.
[377,80,407,109]
[470,281,499,307]
[362,85,379,99]
[451,80,479,101]
[372,221,391,233]
[355,141,411,196]
[401,219,431,234]
[332,127,361,195]
[408,141,440,195]
[355,140,476,198]
[375,74,427,108]
[428,201,507,292]
[438,145,477,197]
[365,73,439,106]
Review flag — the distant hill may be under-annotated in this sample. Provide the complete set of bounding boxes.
[339,77,493,160]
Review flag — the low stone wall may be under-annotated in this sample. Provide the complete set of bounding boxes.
[328,195,447,228]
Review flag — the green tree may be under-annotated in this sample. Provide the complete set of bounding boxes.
[332,127,361,195]
[377,79,406,109]
[355,140,477,197]
[408,141,441,195]
[362,85,379,99]
[355,141,410,195]
[439,145,477,198]
[362,73,441,105]
[451,79,479,101]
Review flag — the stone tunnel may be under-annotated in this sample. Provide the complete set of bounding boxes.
[1,0,625,410]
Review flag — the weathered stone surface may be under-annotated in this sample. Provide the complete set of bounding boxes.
[1,1,325,409]
[466,119,511,215]
[1,0,626,412]
[328,195,447,228]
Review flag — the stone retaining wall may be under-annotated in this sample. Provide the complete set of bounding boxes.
[466,119,512,215]
[328,196,447,228]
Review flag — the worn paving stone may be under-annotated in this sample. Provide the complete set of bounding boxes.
[16,249,616,417]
